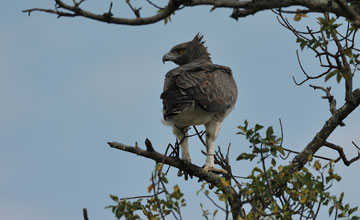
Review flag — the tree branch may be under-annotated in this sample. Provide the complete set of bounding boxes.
[323,141,360,166]
[107,140,237,195]
[334,0,360,27]
[23,0,360,26]
[23,0,181,25]
[309,84,345,126]
[288,88,360,173]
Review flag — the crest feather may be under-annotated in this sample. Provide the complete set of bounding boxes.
[192,33,206,45]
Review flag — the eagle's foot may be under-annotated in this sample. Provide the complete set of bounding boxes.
[203,165,228,175]
[177,158,192,178]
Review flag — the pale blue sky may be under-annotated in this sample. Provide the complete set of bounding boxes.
[1,1,360,219]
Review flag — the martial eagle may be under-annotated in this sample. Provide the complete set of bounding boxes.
[161,34,238,173]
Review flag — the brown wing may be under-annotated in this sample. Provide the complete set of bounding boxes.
[161,62,237,119]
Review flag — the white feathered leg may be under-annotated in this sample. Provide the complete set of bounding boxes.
[172,126,191,164]
[203,117,227,174]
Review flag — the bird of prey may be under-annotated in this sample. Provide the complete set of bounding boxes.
[161,34,238,173]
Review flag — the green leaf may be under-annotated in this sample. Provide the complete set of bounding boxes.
[266,126,274,140]
[236,152,256,161]
[349,207,358,215]
[336,71,342,83]
[325,70,338,82]
[253,167,263,173]
[155,163,163,171]
[329,206,335,216]
[339,192,344,202]
[271,158,277,166]
[254,124,264,132]
[110,194,119,202]
[300,41,307,50]
[344,48,353,57]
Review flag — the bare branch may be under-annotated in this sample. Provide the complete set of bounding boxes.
[204,193,226,212]
[282,147,333,161]
[323,141,360,166]
[119,190,165,200]
[24,0,181,25]
[146,0,164,10]
[292,51,331,86]
[23,8,77,18]
[126,0,142,18]
[352,141,360,150]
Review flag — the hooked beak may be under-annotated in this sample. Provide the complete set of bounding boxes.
[162,52,173,64]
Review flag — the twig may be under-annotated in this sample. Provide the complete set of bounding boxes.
[282,147,333,161]
[120,190,165,200]
[145,138,155,152]
[103,2,113,17]
[83,208,89,220]
[193,125,207,147]
[309,84,345,126]
[126,0,142,18]
[204,193,226,212]
[151,174,166,220]
[146,0,164,10]
[352,141,360,150]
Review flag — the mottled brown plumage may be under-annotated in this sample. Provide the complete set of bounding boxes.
[161,34,237,173]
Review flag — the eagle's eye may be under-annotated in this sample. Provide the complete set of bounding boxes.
[177,49,184,55]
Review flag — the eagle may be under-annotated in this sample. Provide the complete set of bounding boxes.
[161,34,238,173]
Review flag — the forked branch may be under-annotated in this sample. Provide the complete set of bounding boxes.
[323,141,360,166]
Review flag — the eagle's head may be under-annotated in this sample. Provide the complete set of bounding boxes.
[162,33,212,66]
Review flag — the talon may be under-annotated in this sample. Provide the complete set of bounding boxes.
[177,169,183,177]
[203,165,228,174]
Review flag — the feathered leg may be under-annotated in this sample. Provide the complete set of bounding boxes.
[172,126,191,163]
[204,118,227,174]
